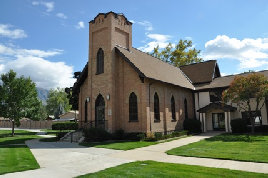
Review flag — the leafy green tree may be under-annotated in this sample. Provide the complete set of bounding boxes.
[0,70,42,136]
[223,73,268,133]
[151,39,203,67]
[46,88,71,119]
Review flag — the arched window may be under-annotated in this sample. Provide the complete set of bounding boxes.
[171,96,176,120]
[184,98,188,119]
[96,48,104,74]
[85,100,88,123]
[154,92,160,121]
[129,92,138,121]
[95,94,105,128]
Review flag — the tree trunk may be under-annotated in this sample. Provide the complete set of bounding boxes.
[11,120,15,136]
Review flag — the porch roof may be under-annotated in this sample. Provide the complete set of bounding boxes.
[197,102,236,113]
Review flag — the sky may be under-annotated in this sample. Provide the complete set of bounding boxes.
[1,0,268,89]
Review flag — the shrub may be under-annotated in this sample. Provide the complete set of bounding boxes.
[137,133,146,141]
[183,119,201,133]
[124,132,142,140]
[52,122,78,131]
[113,129,125,140]
[231,118,247,133]
[255,125,268,133]
[172,130,188,137]
[154,132,163,140]
[83,127,111,141]
[145,132,156,141]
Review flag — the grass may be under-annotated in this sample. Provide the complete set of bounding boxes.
[80,140,158,150]
[167,133,268,163]
[0,130,40,175]
[77,160,268,178]
[80,135,188,150]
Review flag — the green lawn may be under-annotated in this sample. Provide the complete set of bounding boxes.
[77,160,268,178]
[0,130,40,175]
[80,140,158,150]
[80,135,188,150]
[167,133,268,163]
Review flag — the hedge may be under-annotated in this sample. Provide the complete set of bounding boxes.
[52,122,78,131]
[183,119,201,133]
[231,118,247,133]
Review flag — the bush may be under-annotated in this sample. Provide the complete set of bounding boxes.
[52,122,78,131]
[154,132,163,141]
[113,129,125,140]
[124,132,143,140]
[183,119,201,133]
[231,118,247,133]
[83,127,111,141]
[137,133,146,141]
[172,130,188,137]
[255,125,268,133]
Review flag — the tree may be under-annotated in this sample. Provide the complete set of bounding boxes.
[150,39,203,67]
[46,88,71,119]
[222,73,268,133]
[0,70,42,136]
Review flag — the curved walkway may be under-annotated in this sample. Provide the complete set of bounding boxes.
[1,131,268,178]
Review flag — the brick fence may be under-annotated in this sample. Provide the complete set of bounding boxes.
[0,120,52,129]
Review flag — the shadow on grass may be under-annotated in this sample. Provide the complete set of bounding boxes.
[205,133,265,142]
[0,138,38,146]
[80,140,134,147]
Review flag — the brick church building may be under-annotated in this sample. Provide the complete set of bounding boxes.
[73,12,268,134]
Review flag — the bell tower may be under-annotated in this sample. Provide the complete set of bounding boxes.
[87,12,133,132]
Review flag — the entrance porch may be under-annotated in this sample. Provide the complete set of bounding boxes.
[197,102,236,132]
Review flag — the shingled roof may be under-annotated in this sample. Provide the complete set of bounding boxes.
[195,70,268,91]
[115,47,194,90]
[180,60,221,85]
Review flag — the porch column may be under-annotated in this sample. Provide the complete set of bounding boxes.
[228,111,232,132]
[199,113,203,132]
[203,113,206,132]
[224,112,228,132]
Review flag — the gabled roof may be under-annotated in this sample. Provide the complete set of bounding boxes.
[73,62,88,93]
[180,60,221,85]
[115,47,194,90]
[197,102,236,113]
[195,70,268,91]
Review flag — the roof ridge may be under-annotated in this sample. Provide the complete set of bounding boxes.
[130,47,193,84]
[179,60,216,68]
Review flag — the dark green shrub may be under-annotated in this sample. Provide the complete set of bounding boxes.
[231,119,247,133]
[83,127,111,141]
[154,132,163,140]
[172,130,188,137]
[52,122,78,131]
[124,132,142,140]
[137,133,146,141]
[113,129,125,140]
[183,119,201,133]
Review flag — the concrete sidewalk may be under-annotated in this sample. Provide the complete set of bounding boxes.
[1,131,268,178]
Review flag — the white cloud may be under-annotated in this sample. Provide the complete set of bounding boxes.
[204,35,268,69]
[129,20,135,24]
[56,13,67,19]
[0,24,27,39]
[137,21,153,31]
[32,1,54,12]
[76,21,85,29]
[0,43,75,89]
[0,44,62,58]
[138,33,172,53]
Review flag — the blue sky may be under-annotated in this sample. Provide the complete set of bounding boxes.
[1,0,268,89]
